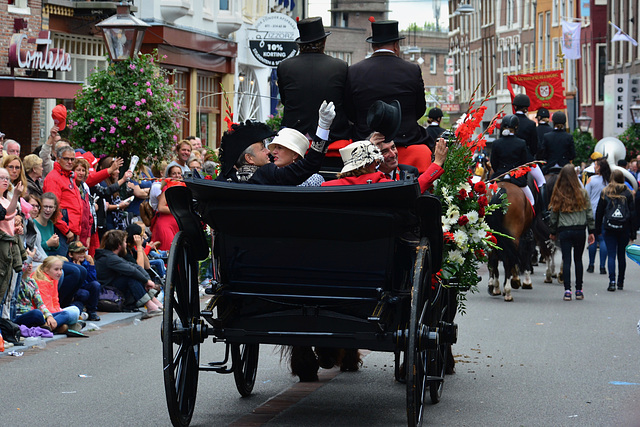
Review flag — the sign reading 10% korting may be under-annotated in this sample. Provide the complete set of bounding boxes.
[249,13,299,67]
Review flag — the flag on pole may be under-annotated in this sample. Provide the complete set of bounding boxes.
[561,20,581,59]
[610,22,638,46]
[507,71,566,111]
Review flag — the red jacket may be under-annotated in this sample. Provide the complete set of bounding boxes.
[321,164,444,193]
[43,162,83,236]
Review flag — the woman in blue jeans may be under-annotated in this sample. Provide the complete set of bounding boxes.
[585,158,610,273]
[595,170,636,291]
[548,165,596,301]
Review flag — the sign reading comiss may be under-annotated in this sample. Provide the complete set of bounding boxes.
[248,13,299,67]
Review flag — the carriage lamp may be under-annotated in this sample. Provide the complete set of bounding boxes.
[630,98,640,125]
[97,2,150,62]
[576,110,593,133]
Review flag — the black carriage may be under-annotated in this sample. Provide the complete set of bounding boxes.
[162,177,458,427]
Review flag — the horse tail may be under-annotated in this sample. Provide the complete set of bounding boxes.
[532,216,553,259]
[487,188,520,269]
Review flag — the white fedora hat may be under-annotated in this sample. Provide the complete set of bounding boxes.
[269,128,310,158]
[339,140,383,174]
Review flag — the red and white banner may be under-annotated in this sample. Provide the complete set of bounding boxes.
[506,71,566,111]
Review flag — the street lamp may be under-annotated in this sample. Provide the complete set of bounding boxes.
[576,110,593,133]
[97,3,150,61]
[630,98,640,125]
[455,3,475,15]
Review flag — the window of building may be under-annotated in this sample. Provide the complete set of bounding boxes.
[552,0,559,26]
[196,73,220,148]
[327,51,352,65]
[596,44,606,103]
[220,0,229,11]
[8,0,29,13]
[53,33,108,83]
[430,55,437,74]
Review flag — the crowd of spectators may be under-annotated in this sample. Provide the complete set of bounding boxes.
[0,128,209,347]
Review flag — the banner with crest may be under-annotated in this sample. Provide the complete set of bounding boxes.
[506,71,566,111]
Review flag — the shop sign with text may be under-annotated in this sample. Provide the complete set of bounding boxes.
[9,31,72,72]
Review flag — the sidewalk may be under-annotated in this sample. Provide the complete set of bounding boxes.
[0,311,144,357]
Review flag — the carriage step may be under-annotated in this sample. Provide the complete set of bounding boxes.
[426,375,444,382]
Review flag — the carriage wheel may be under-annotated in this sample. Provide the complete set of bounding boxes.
[427,284,449,404]
[231,343,259,397]
[406,240,431,427]
[162,231,203,427]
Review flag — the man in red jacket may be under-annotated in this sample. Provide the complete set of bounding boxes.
[43,145,121,251]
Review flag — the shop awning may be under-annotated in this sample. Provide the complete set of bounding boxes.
[0,77,82,99]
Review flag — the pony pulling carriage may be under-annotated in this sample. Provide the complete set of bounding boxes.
[161,177,458,427]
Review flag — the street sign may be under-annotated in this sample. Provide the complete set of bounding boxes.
[248,13,299,67]
[441,103,460,113]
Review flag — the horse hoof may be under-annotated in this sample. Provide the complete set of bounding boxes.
[511,279,521,289]
[552,273,557,278]
[487,285,494,296]
[522,283,533,290]
[544,277,552,283]
[504,295,513,302]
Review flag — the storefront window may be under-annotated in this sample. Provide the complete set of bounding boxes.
[197,73,220,148]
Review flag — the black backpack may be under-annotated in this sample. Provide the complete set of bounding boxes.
[97,286,126,312]
[604,195,631,231]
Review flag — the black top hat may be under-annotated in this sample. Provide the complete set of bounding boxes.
[296,17,331,44]
[219,121,276,177]
[367,100,402,143]
[428,107,443,119]
[366,20,406,44]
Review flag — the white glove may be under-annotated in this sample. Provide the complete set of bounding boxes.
[317,100,336,130]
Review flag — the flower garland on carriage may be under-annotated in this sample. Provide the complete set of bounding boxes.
[432,90,509,312]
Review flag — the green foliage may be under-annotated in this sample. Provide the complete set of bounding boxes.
[265,105,283,132]
[572,129,597,165]
[68,51,183,161]
[618,124,640,160]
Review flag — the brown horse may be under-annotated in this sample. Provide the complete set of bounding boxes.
[486,182,536,301]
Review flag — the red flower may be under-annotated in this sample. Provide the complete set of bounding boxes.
[475,249,486,259]
[478,206,485,217]
[478,195,489,207]
[457,188,467,200]
[474,181,486,194]
[444,232,455,243]
[486,232,497,244]
[488,182,499,193]
[458,215,469,226]
[204,175,213,180]
[512,166,531,178]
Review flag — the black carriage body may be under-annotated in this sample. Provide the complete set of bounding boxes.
[169,179,442,351]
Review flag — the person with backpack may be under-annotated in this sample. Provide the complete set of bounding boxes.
[548,165,596,301]
[595,169,636,291]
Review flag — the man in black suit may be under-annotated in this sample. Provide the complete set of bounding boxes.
[369,132,419,180]
[345,20,430,148]
[277,17,350,141]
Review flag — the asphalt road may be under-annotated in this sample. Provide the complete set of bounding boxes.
[1,248,640,426]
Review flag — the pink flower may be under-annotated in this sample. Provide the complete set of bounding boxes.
[121,139,127,144]
[135,101,141,106]
[135,117,140,122]
[133,82,138,86]
[90,137,96,143]
[139,68,144,72]
[146,82,151,86]
[129,64,136,70]
[147,111,152,117]
[99,127,106,132]
[100,117,103,120]
[89,118,95,124]
[109,126,116,134]
[146,89,153,95]
[113,118,119,125]
[145,125,150,130]
[173,135,178,141]
[121,105,127,110]
[116,143,120,148]
[140,98,146,104]
[110,104,117,109]
[176,122,180,129]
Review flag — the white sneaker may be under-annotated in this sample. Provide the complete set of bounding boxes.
[80,312,89,321]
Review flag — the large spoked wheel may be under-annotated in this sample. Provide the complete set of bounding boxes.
[406,239,431,427]
[231,343,259,397]
[427,283,449,404]
[162,231,204,427]
[394,350,406,383]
